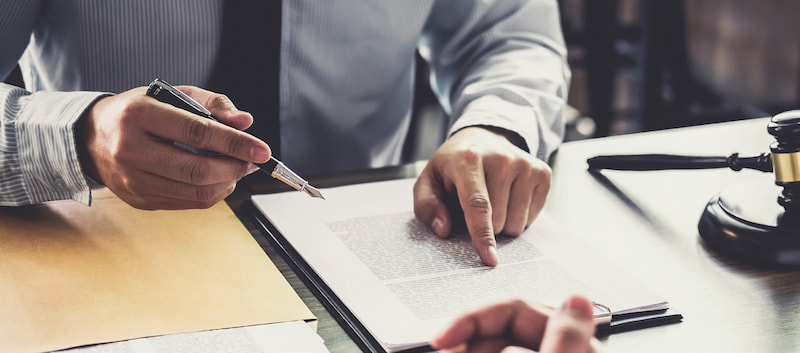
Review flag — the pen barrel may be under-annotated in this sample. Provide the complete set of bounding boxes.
[587,153,773,172]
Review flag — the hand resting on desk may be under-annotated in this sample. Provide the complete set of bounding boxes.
[431,295,601,353]
[414,126,551,266]
[76,85,269,210]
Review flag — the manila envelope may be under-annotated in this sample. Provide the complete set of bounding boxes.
[0,188,315,353]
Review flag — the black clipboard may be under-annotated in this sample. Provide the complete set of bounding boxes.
[244,200,392,353]
[245,200,683,352]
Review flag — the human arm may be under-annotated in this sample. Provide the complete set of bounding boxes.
[0,0,98,206]
[414,0,570,265]
[0,82,270,208]
[430,296,601,353]
[0,1,269,209]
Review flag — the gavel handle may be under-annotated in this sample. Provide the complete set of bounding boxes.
[587,153,773,172]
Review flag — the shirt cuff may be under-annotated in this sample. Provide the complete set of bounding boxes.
[16,91,109,205]
[449,95,542,157]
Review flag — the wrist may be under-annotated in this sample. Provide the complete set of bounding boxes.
[455,125,529,152]
[75,96,108,184]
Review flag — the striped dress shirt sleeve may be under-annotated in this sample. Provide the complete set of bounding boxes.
[0,0,105,206]
[0,84,105,206]
[0,0,219,207]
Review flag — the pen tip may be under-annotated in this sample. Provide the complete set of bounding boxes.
[304,185,326,200]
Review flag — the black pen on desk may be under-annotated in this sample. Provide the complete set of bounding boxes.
[145,78,325,199]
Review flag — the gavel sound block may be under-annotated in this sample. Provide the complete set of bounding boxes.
[587,111,800,268]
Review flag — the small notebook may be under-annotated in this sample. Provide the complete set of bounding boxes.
[251,178,681,352]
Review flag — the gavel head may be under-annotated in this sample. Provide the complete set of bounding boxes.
[768,110,800,212]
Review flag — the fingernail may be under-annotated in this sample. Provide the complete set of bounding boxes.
[483,245,498,266]
[432,217,444,235]
[250,146,270,162]
[562,296,593,320]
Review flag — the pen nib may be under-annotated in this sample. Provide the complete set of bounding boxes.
[260,157,326,200]
[302,185,326,200]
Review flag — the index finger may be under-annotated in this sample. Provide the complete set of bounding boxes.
[454,165,498,266]
[177,85,255,131]
[142,104,270,164]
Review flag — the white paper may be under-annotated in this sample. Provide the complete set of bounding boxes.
[59,321,328,353]
[253,178,668,352]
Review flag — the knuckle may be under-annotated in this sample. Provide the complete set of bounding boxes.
[194,183,235,209]
[493,152,514,169]
[536,165,552,181]
[413,195,440,215]
[197,199,218,209]
[472,232,496,250]
[224,134,246,157]
[456,146,481,164]
[122,176,142,193]
[467,194,492,214]
[124,195,151,210]
[206,94,234,110]
[534,169,552,190]
[194,184,218,203]
[118,99,148,126]
[511,156,531,172]
[519,163,551,185]
[183,117,212,147]
[182,159,212,184]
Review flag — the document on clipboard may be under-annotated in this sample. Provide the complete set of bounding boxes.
[250,178,681,353]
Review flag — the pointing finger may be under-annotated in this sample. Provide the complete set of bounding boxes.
[454,164,498,266]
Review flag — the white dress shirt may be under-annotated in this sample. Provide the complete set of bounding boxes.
[0,0,570,206]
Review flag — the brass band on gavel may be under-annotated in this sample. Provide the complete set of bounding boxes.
[772,151,800,183]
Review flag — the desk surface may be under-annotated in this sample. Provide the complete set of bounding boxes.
[231,117,800,353]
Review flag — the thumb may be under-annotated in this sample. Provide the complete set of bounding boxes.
[208,98,254,131]
[413,170,452,238]
[539,296,596,353]
[180,86,254,131]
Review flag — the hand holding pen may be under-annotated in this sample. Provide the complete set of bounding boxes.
[146,79,323,199]
[76,79,320,210]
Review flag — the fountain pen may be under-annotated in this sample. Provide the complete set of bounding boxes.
[146,78,325,199]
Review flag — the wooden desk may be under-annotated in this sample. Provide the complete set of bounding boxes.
[231,117,800,352]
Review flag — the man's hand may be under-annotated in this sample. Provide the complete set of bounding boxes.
[413,127,551,266]
[77,85,271,210]
[430,296,601,353]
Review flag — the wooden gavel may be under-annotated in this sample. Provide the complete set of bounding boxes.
[587,110,800,211]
